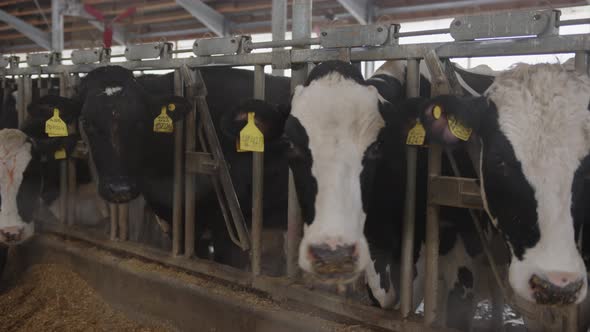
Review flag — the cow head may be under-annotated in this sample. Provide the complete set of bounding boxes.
[76,66,190,203]
[0,95,80,245]
[421,63,590,305]
[280,61,409,284]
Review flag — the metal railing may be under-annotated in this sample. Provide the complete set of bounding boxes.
[1,5,589,331]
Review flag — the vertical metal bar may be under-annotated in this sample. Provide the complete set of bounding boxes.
[51,0,64,52]
[400,58,420,318]
[185,71,197,258]
[574,51,589,75]
[16,76,25,127]
[118,203,129,241]
[109,204,117,240]
[67,157,76,225]
[172,70,184,256]
[286,0,312,280]
[251,64,266,276]
[271,0,287,76]
[424,146,442,326]
[57,74,68,224]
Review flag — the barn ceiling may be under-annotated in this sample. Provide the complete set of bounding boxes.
[0,0,587,53]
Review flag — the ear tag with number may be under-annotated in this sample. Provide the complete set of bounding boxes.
[54,148,66,160]
[238,112,264,152]
[448,115,472,141]
[153,106,174,133]
[406,120,426,146]
[45,108,68,137]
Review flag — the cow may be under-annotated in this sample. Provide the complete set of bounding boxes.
[42,65,292,271]
[0,94,82,276]
[414,63,590,309]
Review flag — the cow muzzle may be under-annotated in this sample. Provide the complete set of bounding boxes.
[529,272,585,305]
[99,177,139,203]
[306,243,360,282]
[0,223,34,246]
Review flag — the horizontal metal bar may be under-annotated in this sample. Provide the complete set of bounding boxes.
[559,18,590,27]
[396,28,451,38]
[246,37,320,50]
[2,34,589,76]
[429,175,483,210]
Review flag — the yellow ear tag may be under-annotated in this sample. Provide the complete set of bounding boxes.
[54,148,66,160]
[448,115,472,141]
[45,108,68,137]
[168,103,176,112]
[238,112,264,152]
[433,105,442,119]
[153,106,174,133]
[406,120,426,146]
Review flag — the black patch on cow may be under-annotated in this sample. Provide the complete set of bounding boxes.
[481,129,540,260]
[284,116,317,225]
[453,64,495,95]
[366,74,402,104]
[220,99,290,142]
[304,60,366,87]
[457,266,474,289]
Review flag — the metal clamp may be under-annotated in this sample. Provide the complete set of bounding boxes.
[193,35,252,56]
[319,24,391,48]
[124,42,173,61]
[450,9,560,41]
[71,48,110,64]
[26,52,61,67]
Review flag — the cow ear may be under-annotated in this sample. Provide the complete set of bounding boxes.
[27,95,82,124]
[220,99,291,142]
[419,95,490,145]
[151,96,192,122]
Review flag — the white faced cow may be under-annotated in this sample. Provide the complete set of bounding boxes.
[420,63,590,305]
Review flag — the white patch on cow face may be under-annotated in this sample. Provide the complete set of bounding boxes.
[0,129,34,245]
[294,72,385,279]
[104,86,123,96]
[365,260,395,308]
[486,64,590,303]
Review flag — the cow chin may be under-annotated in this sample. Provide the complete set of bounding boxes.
[509,256,588,306]
[298,231,370,285]
[0,216,34,246]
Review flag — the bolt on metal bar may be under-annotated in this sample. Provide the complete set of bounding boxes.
[251,64,266,276]
[172,69,184,256]
[400,58,420,318]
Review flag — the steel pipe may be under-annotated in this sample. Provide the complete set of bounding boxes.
[575,50,589,74]
[118,203,129,241]
[184,70,197,258]
[251,64,265,276]
[400,58,420,318]
[109,204,118,240]
[172,69,184,256]
[271,0,287,76]
[425,145,442,326]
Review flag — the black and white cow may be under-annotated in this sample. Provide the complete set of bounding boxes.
[47,65,292,270]
[416,63,590,306]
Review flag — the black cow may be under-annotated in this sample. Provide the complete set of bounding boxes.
[45,65,292,270]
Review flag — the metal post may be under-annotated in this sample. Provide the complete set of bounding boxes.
[184,70,197,258]
[286,0,312,279]
[109,204,117,240]
[574,51,589,75]
[425,147,442,326]
[55,74,69,224]
[172,69,184,256]
[400,59,420,318]
[363,4,375,78]
[251,65,265,276]
[118,203,129,241]
[51,0,64,52]
[271,0,287,76]
[67,157,76,225]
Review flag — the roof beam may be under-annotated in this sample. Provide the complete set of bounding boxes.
[61,0,127,46]
[175,0,228,36]
[0,8,51,49]
[336,0,369,24]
